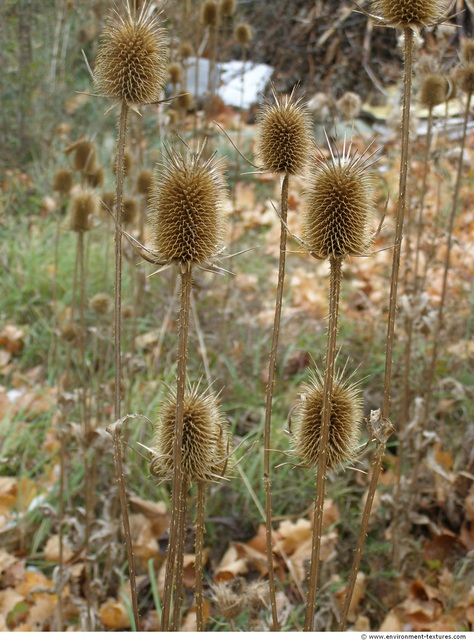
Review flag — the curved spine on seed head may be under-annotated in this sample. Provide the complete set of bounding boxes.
[301,142,377,260]
[291,368,362,470]
[255,86,313,176]
[148,147,227,266]
[152,386,230,482]
[93,1,169,106]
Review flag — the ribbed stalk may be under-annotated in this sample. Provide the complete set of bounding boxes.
[195,481,207,631]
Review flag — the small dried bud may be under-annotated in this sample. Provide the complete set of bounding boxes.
[94,2,169,106]
[255,87,312,175]
[148,147,227,265]
[69,190,98,232]
[234,22,252,46]
[336,91,362,120]
[168,62,182,85]
[122,304,134,319]
[221,0,235,16]
[152,387,229,482]
[122,197,138,226]
[301,144,376,259]
[137,169,153,195]
[176,92,193,111]
[72,141,96,173]
[419,74,451,108]
[60,321,81,343]
[52,169,73,194]
[371,0,448,27]
[90,293,113,315]
[292,369,362,470]
[201,0,219,27]
[179,41,194,59]
[84,166,105,188]
[100,191,116,215]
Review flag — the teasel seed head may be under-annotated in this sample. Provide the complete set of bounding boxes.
[176,92,193,111]
[93,1,169,106]
[291,369,362,470]
[137,169,153,195]
[419,73,451,108]
[336,91,362,120]
[60,321,81,343]
[69,189,98,232]
[178,41,194,59]
[84,166,105,188]
[234,22,252,46]
[168,62,182,85]
[52,168,73,194]
[72,140,96,173]
[221,0,235,16]
[461,39,474,64]
[212,581,245,620]
[90,292,113,315]
[122,197,138,226]
[301,143,376,259]
[148,147,227,266]
[201,0,219,27]
[100,191,116,215]
[371,0,449,27]
[255,87,312,175]
[152,387,230,482]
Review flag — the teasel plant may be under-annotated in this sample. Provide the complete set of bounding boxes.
[92,0,168,629]
[291,138,377,631]
[352,0,453,572]
[151,384,230,631]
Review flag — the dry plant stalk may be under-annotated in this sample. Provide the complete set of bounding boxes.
[255,86,312,631]
[93,1,168,629]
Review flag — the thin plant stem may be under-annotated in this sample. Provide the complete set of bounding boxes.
[162,264,193,631]
[304,255,343,632]
[263,172,289,632]
[423,88,472,423]
[413,105,434,283]
[172,477,189,630]
[195,481,207,631]
[111,100,140,630]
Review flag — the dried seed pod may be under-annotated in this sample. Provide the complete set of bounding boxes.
[122,197,138,226]
[212,581,245,620]
[336,91,362,120]
[221,0,235,16]
[419,73,450,107]
[255,87,312,175]
[301,145,376,259]
[93,2,168,106]
[201,0,219,27]
[52,168,73,194]
[371,0,448,27]
[60,321,81,343]
[460,62,474,94]
[84,166,105,188]
[178,41,194,59]
[461,39,474,64]
[72,141,96,173]
[234,22,252,46]
[122,304,134,318]
[148,148,227,265]
[152,387,229,482]
[168,62,182,85]
[69,189,97,232]
[137,169,153,195]
[90,292,113,315]
[292,369,362,470]
[176,92,193,111]
[100,191,116,215]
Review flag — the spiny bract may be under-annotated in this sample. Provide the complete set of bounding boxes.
[152,387,229,482]
[93,1,168,106]
[148,148,227,265]
[255,87,312,175]
[292,370,362,470]
[371,0,448,27]
[301,144,376,259]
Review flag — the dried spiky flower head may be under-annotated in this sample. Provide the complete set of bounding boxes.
[179,41,194,59]
[122,197,138,226]
[221,0,235,16]
[292,369,362,470]
[201,0,219,27]
[255,87,312,175]
[100,191,116,215]
[168,62,182,85]
[461,39,474,64]
[52,168,73,194]
[93,1,168,106]
[84,166,105,188]
[72,140,96,173]
[69,189,98,232]
[212,580,245,620]
[176,92,193,111]
[419,73,451,108]
[234,22,252,46]
[152,387,230,482]
[90,293,113,315]
[137,169,152,195]
[301,142,376,259]
[148,147,227,265]
[336,91,362,120]
[371,0,449,27]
